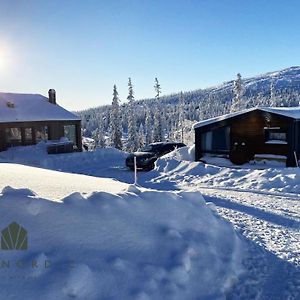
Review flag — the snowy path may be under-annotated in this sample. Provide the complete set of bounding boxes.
[190,187,300,299]
[197,187,300,266]
[147,162,300,298]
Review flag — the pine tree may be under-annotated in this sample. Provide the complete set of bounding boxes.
[269,80,275,106]
[153,78,164,142]
[269,80,282,107]
[126,78,138,151]
[110,85,123,150]
[145,106,153,144]
[91,128,105,148]
[138,123,145,149]
[178,91,185,143]
[231,73,245,112]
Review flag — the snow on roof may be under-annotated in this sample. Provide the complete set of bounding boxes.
[260,106,300,119]
[192,108,257,129]
[193,106,300,129]
[0,92,80,123]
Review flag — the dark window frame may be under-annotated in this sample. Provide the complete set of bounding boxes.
[64,124,77,148]
[5,127,22,146]
[264,128,287,143]
[35,126,49,142]
[201,126,230,153]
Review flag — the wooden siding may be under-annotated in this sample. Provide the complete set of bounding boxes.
[230,110,290,158]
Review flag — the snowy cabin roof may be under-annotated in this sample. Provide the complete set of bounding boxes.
[0,92,80,123]
[193,107,300,129]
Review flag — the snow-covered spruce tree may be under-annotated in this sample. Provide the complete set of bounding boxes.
[269,80,282,107]
[109,85,123,150]
[138,123,145,149]
[231,73,245,112]
[178,91,185,143]
[126,78,138,151]
[268,80,275,106]
[92,128,106,148]
[286,89,300,107]
[153,77,164,142]
[145,106,153,144]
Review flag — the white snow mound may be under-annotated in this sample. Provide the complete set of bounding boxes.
[0,185,244,300]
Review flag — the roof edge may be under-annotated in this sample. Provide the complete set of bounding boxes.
[193,106,300,130]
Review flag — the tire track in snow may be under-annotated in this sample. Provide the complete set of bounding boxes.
[199,188,300,265]
[199,188,300,300]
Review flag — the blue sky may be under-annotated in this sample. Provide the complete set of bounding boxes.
[0,0,300,110]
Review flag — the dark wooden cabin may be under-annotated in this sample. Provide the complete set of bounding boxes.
[0,90,82,152]
[193,107,300,167]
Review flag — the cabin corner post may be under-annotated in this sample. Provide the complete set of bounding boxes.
[286,120,296,167]
[76,121,83,151]
[292,120,300,167]
[0,128,6,151]
[194,129,202,161]
[295,120,300,160]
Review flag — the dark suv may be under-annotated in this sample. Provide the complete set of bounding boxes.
[126,142,186,171]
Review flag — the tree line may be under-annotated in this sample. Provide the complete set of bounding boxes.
[78,73,300,151]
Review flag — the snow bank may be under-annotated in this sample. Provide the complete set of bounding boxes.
[0,144,128,177]
[2,144,300,195]
[162,145,195,161]
[0,185,244,300]
[154,157,300,194]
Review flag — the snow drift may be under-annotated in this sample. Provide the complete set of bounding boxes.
[156,146,300,195]
[0,184,244,300]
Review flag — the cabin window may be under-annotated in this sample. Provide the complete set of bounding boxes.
[5,128,22,145]
[201,126,230,152]
[64,125,77,148]
[24,128,33,142]
[265,128,287,144]
[201,131,213,151]
[36,126,48,142]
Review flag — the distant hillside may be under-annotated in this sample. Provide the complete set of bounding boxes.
[77,66,300,143]
[134,66,300,105]
[207,66,300,97]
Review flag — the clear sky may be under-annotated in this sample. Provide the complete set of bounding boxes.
[0,0,300,110]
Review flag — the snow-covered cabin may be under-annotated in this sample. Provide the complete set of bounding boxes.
[0,90,82,152]
[193,107,300,167]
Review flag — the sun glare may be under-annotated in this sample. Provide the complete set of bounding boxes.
[0,46,12,70]
[0,55,4,69]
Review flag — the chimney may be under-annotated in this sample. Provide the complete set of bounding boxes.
[48,89,56,105]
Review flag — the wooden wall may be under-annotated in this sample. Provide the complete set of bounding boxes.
[230,110,290,158]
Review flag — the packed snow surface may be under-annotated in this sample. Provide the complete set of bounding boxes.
[0,163,128,201]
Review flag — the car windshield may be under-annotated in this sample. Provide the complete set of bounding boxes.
[141,145,153,152]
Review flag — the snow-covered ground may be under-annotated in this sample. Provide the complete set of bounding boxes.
[0,144,300,299]
[154,147,300,298]
[0,184,247,300]
[0,163,128,201]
